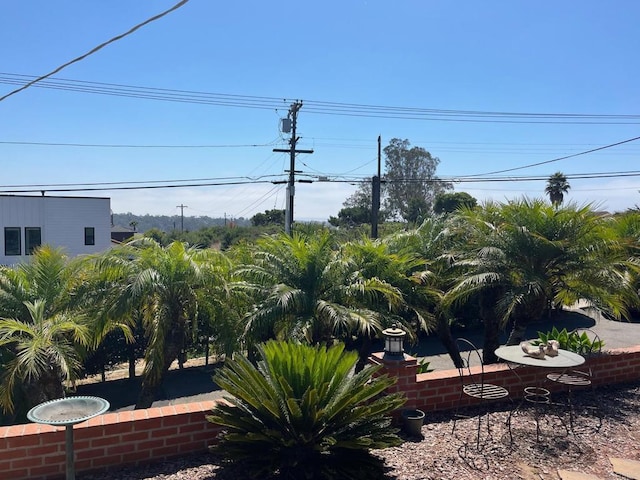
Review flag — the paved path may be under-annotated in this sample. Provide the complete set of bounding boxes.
[558,457,640,479]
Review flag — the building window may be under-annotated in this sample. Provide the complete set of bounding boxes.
[25,227,42,255]
[84,227,95,246]
[5,227,21,256]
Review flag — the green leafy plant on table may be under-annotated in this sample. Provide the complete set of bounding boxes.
[207,340,406,479]
[535,326,604,355]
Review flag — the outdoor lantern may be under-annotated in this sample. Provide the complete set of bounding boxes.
[383,323,406,357]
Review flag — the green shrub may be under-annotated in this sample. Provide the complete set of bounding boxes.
[535,327,604,355]
[207,340,405,479]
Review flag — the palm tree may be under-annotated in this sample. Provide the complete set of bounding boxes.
[0,299,90,415]
[92,239,232,409]
[545,171,570,206]
[448,199,637,359]
[336,236,429,369]
[0,245,83,321]
[238,231,402,351]
[384,217,463,366]
[0,246,92,416]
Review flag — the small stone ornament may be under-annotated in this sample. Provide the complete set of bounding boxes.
[545,340,560,357]
[520,341,547,359]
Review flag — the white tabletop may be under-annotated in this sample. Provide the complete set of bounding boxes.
[494,345,585,368]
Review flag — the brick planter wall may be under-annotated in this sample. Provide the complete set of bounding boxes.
[0,401,222,480]
[370,345,640,414]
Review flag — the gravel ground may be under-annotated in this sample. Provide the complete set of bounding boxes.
[80,381,640,480]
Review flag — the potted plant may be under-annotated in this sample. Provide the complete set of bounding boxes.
[402,408,425,437]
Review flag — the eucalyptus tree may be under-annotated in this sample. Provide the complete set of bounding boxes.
[0,246,91,416]
[238,231,402,353]
[92,238,234,409]
[383,138,453,221]
[447,199,638,358]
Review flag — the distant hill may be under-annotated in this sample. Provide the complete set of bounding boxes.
[112,213,250,233]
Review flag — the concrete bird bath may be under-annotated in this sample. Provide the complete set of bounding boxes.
[27,396,110,480]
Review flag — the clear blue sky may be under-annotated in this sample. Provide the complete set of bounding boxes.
[1,1,638,221]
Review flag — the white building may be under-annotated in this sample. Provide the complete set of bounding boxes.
[0,195,111,266]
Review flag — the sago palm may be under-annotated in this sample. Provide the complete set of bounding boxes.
[208,340,405,479]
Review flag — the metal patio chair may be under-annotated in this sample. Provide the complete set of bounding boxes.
[452,338,513,449]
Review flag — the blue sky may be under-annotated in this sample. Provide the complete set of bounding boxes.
[1,1,638,221]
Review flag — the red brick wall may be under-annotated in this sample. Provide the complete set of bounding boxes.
[371,345,640,414]
[0,401,222,480]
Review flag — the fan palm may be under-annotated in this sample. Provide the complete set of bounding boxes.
[545,171,570,206]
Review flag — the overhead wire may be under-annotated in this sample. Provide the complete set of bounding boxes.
[2,72,639,125]
[0,1,191,103]
[464,135,640,177]
[2,169,637,195]
[0,140,279,148]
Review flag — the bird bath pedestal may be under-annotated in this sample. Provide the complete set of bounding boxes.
[27,396,110,480]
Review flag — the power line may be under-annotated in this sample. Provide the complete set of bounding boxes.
[0,1,190,103]
[0,140,278,148]
[0,174,284,189]
[0,179,278,194]
[465,135,640,177]
[2,72,639,125]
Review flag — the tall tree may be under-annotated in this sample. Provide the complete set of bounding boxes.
[383,138,452,221]
[251,209,285,227]
[545,171,570,206]
[433,191,478,214]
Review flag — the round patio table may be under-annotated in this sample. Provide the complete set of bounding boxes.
[494,345,585,368]
[494,345,585,441]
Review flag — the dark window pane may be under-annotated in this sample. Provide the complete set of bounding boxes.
[5,227,21,256]
[25,227,42,255]
[85,227,95,246]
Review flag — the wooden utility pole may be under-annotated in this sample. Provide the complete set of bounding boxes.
[273,101,313,235]
[371,135,382,238]
[176,204,188,232]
